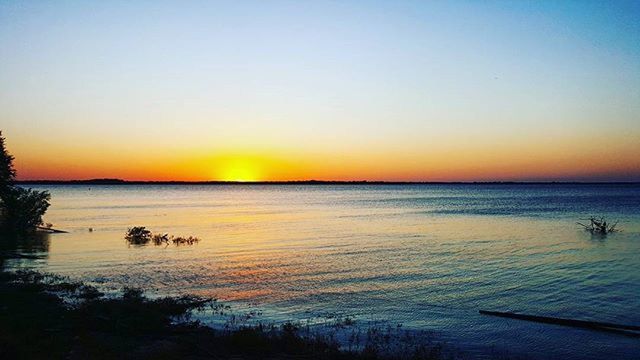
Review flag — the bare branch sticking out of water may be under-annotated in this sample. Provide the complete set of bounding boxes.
[577,217,619,236]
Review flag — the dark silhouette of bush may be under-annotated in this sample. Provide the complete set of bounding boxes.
[171,235,200,246]
[1,187,51,234]
[0,131,51,235]
[125,226,153,245]
[126,227,200,246]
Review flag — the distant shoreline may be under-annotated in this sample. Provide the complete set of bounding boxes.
[14,179,640,185]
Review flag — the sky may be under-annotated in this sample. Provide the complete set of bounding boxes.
[1,0,639,181]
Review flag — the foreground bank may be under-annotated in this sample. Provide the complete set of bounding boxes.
[0,269,452,360]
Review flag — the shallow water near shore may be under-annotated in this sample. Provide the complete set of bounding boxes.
[6,184,640,359]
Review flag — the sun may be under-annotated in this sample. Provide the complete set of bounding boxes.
[219,159,262,182]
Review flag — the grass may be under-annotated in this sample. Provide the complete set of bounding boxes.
[0,269,453,360]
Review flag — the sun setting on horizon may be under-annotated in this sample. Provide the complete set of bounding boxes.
[217,158,263,182]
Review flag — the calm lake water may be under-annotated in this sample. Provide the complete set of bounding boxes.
[6,184,640,359]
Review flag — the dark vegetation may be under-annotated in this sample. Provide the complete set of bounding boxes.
[125,226,201,246]
[124,226,153,244]
[0,268,450,360]
[0,131,51,235]
[578,216,619,235]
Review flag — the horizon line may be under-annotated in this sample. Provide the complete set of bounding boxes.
[14,179,640,185]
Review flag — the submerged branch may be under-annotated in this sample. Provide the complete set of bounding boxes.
[577,216,620,235]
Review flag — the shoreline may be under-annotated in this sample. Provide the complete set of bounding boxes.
[0,267,456,360]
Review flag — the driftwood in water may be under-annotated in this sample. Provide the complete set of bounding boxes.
[479,310,640,337]
[36,226,68,233]
[577,216,619,235]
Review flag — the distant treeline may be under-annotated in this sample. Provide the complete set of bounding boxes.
[14,179,639,186]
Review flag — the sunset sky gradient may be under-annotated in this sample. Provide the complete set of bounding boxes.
[1,1,639,181]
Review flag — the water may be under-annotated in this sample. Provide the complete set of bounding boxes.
[6,184,640,359]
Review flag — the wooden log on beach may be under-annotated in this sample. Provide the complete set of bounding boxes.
[479,310,640,336]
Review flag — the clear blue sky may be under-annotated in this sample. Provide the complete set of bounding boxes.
[1,1,639,181]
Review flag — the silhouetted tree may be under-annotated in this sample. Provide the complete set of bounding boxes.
[0,131,51,234]
[2,187,51,234]
[0,131,16,191]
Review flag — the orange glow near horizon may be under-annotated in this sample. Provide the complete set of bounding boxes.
[9,129,640,182]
